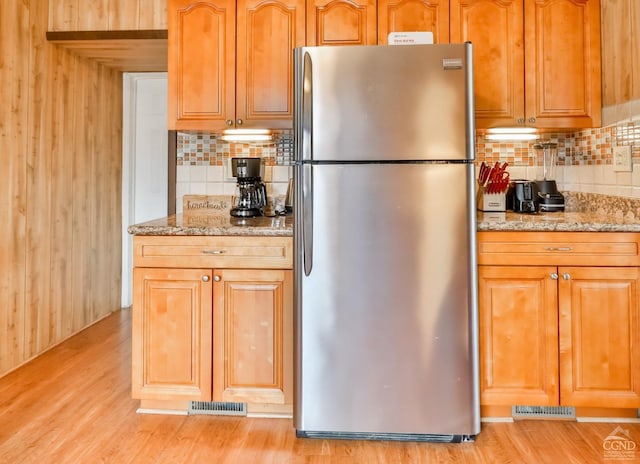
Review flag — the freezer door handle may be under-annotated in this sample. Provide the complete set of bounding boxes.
[302,164,313,275]
[302,52,313,162]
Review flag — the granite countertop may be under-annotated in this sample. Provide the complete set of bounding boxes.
[127,213,293,237]
[128,192,640,236]
[478,191,640,232]
[477,211,640,232]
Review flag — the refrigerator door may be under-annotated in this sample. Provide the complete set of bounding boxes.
[294,162,480,437]
[294,43,474,162]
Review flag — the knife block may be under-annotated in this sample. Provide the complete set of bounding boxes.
[477,186,506,212]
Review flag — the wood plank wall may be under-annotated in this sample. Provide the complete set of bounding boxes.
[601,0,640,107]
[49,0,167,31]
[0,0,123,377]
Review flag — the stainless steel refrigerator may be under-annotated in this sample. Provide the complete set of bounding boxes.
[293,43,480,442]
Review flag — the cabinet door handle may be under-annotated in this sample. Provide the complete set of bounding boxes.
[214,275,221,282]
[544,246,573,252]
[202,249,226,255]
[202,275,210,282]
[550,273,559,280]
[236,119,243,126]
[562,273,571,280]
[226,119,233,126]
[528,117,536,124]
[517,118,525,124]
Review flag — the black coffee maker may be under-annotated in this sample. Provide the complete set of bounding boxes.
[230,157,268,218]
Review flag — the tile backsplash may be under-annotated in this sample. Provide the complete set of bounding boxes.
[176,131,293,213]
[477,112,640,198]
[176,105,640,213]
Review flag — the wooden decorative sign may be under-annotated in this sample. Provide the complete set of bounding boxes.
[182,195,232,216]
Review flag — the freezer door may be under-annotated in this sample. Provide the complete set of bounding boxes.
[294,163,480,436]
[293,43,475,162]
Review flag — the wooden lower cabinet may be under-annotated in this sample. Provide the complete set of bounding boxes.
[131,235,294,415]
[213,269,293,414]
[132,268,213,402]
[479,264,640,410]
[478,265,559,406]
[559,267,640,408]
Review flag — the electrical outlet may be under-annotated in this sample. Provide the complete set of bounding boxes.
[613,146,633,172]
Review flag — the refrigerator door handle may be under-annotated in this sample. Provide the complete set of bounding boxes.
[301,51,314,275]
[302,52,313,162]
[302,163,313,276]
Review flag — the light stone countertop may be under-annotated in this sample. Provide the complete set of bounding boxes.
[127,213,293,237]
[128,192,640,236]
[478,191,640,232]
[130,210,640,236]
[477,211,640,232]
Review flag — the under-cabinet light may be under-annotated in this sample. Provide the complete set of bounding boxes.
[220,129,273,142]
[485,127,538,141]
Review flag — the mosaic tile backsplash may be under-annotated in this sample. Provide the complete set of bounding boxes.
[176,106,640,212]
[476,114,640,199]
[176,131,293,213]
[177,130,293,166]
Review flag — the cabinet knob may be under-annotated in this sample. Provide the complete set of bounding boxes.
[236,119,243,126]
[517,118,525,124]
[202,275,210,282]
[563,273,571,280]
[528,117,536,124]
[226,119,233,126]
[550,273,559,280]
[214,275,221,282]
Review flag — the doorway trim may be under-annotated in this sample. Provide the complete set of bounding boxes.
[121,72,168,308]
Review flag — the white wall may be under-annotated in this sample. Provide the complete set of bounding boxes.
[121,72,168,307]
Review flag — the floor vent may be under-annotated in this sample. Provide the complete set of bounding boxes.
[188,401,247,416]
[512,405,576,420]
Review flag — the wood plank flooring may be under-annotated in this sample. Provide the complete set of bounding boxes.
[1,309,639,463]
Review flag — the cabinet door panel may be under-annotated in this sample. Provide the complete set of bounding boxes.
[237,0,305,128]
[307,0,377,46]
[377,0,449,44]
[450,0,524,128]
[213,269,293,407]
[132,268,213,401]
[524,0,601,128]
[168,0,235,130]
[479,266,559,406]
[559,267,640,407]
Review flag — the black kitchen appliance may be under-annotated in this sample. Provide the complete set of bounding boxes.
[230,157,268,218]
[509,179,538,213]
[534,142,565,212]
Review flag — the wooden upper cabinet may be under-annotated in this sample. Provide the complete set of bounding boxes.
[168,0,303,130]
[306,0,377,46]
[236,0,305,129]
[559,267,640,408]
[451,0,601,130]
[450,0,524,128]
[524,0,601,129]
[168,0,235,130]
[377,0,450,44]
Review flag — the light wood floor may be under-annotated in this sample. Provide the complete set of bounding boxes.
[1,309,639,463]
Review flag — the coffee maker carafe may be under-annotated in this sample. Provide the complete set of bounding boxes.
[534,142,565,212]
[230,157,268,217]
